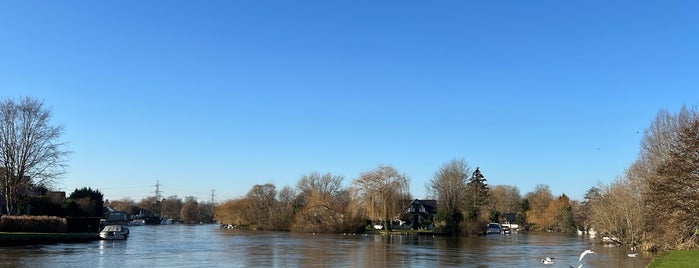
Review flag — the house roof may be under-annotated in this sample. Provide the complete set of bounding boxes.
[502,212,517,222]
[401,199,438,214]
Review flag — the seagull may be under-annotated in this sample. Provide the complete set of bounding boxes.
[579,249,596,262]
[627,253,638,258]
[541,257,554,264]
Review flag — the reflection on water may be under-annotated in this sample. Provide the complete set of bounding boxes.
[0,225,651,267]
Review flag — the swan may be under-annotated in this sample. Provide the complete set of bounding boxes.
[541,257,554,264]
[579,249,595,262]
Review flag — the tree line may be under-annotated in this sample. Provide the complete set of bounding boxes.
[3,96,697,252]
[108,195,214,224]
[213,162,583,236]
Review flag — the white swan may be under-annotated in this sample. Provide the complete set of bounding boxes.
[541,257,554,264]
[579,249,595,262]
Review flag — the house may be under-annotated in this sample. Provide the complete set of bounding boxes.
[104,207,129,225]
[400,199,438,230]
[501,212,519,231]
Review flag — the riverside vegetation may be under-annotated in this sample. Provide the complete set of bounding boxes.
[213,105,699,256]
[2,97,698,262]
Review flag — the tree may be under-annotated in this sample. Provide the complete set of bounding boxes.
[428,159,469,235]
[161,195,183,220]
[271,185,297,231]
[180,196,199,224]
[352,165,409,231]
[291,172,350,233]
[0,97,68,214]
[640,106,699,250]
[108,198,138,215]
[577,186,601,231]
[197,201,214,224]
[65,187,104,217]
[525,184,553,231]
[215,198,251,227]
[490,184,522,216]
[245,183,277,229]
[587,174,644,245]
[540,194,576,232]
[137,196,161,217]
[465,167,489,219]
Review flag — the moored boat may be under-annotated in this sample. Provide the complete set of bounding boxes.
[486,223,502,234]
[99,225,129,240]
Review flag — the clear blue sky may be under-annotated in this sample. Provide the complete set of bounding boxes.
[2,1,698,203]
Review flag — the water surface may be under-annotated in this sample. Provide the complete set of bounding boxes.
[0,225,651,267]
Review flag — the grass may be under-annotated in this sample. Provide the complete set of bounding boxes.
[647,250,699,268]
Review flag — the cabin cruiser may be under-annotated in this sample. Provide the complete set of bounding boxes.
[99,225,129,240]
[486,223,502,234]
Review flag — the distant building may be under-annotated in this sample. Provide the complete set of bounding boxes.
[501,212,519,230]
[104,207,129,224]
[400,199,438,230]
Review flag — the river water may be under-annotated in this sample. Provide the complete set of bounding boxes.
[0,224,651,267]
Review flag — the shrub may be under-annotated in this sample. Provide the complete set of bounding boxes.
[0,215,68,233]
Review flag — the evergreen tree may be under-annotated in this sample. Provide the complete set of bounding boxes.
[65,187,104,217]
[465,167,489,219]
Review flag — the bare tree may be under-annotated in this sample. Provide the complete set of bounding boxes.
[245,183,277,229]
[161,195,183,220]
[214,198,250,227]
[180,196,199,224]
[490,184,522,215]
[109,198,138,214]
[352,165,409,231]
[137,196,161,216]
[271,185,297,231]
[291,172,349,233]
[641,106,699,250]
[587,174,644,245]
[428,159,469,235]
[0,97,68,214]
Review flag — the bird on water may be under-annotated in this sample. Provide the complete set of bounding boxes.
[541,257,554,264]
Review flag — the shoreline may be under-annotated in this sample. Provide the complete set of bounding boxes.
[0,232,99,246]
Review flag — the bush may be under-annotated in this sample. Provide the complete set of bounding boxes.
[0,215,68,233]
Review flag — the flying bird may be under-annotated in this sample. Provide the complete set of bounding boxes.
[579,249,596,262]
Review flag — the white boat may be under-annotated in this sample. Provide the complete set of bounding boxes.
[99,225,129,240]
[161,217,173,225]
[486,223,502,234]
[129,219,146,226]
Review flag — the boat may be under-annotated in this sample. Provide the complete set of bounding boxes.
[501,225,511,234]
[128,219,146,226]
[486,223,502,234]
[99,225,129,240]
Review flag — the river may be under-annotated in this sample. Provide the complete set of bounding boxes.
[0,224,651,267]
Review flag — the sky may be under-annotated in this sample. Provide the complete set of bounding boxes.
[1,1,698,203]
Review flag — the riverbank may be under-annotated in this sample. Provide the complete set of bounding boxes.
[0,232,99,246]
[647,250,699,268]
[366,229,436,236]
